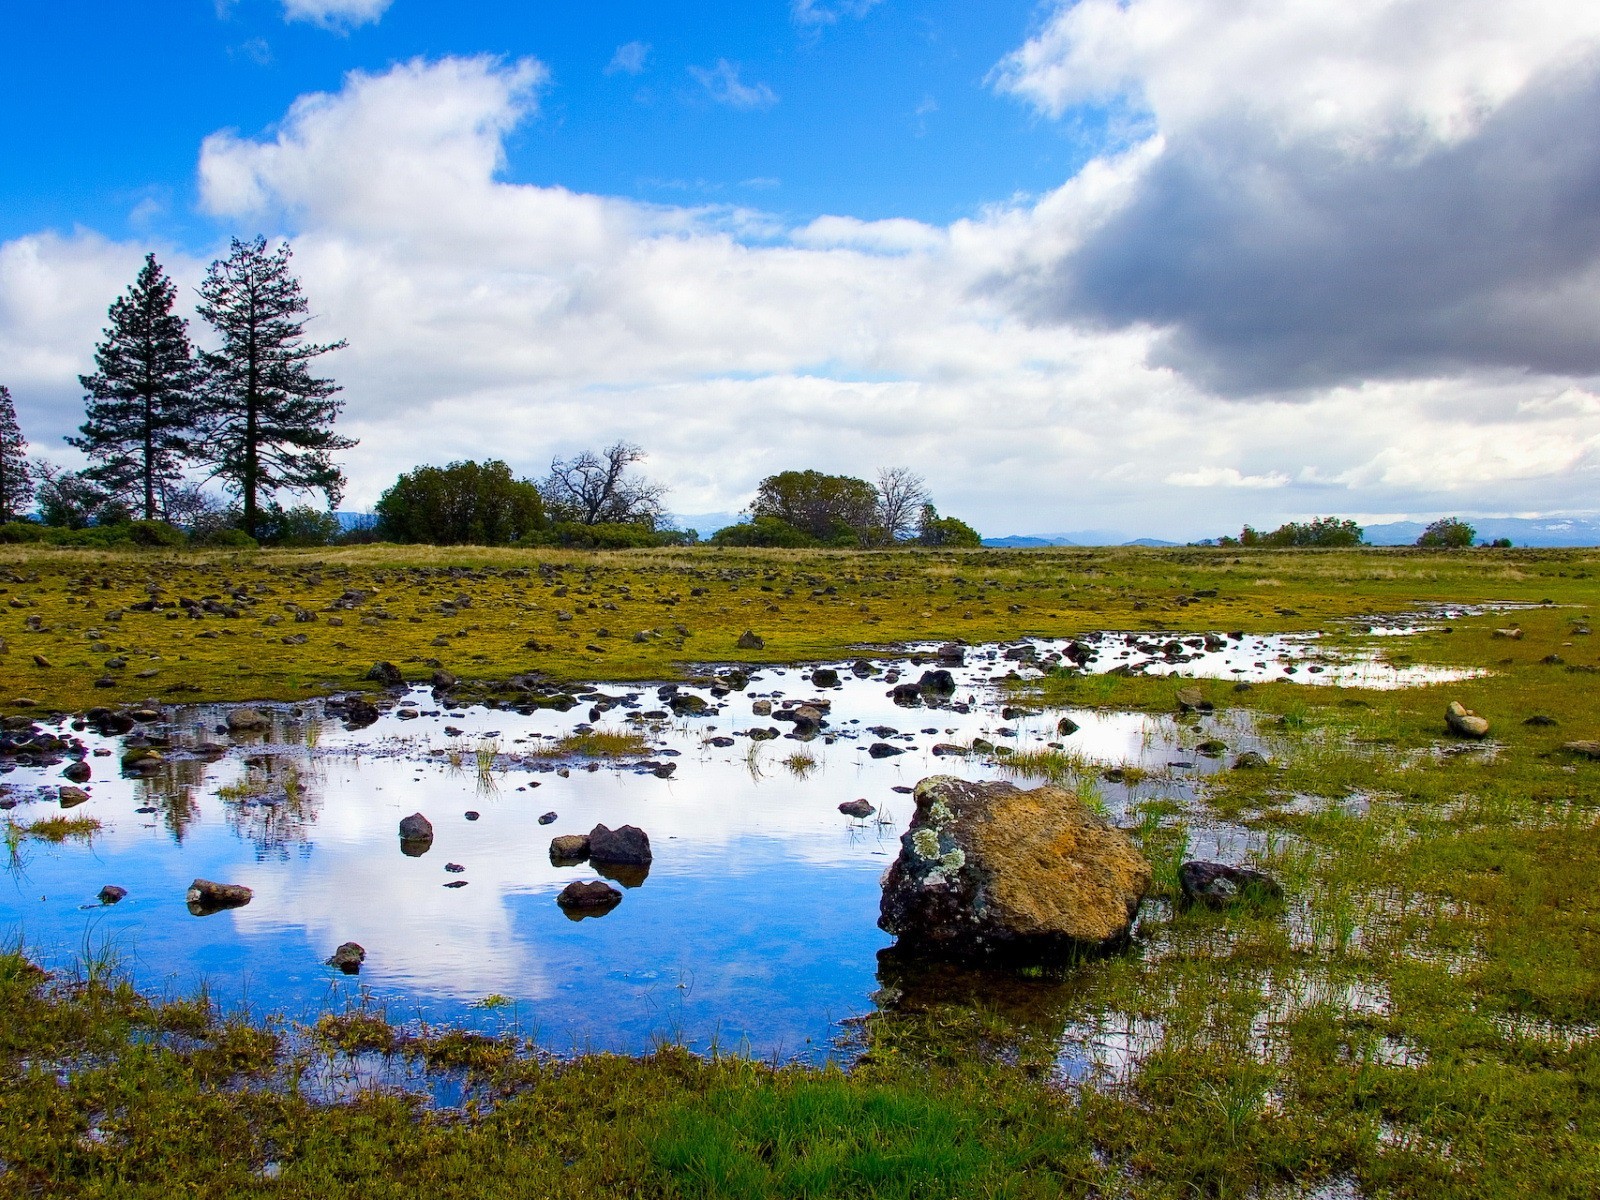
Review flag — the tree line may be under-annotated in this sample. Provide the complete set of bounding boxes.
[1198,516,1509,549]
[0,244,981,550]
[0,239,351,544]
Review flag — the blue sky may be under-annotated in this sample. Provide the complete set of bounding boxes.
[3,1,1105,246]
[1,1,1597,538]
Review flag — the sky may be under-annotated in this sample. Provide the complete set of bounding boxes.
[1,0,1598,539]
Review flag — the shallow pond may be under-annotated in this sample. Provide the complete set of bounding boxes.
[0,622,1470,1062]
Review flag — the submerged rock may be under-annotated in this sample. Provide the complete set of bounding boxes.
[1445,701,1490,739]
[1177,861,1283,909]
[187,878,253,914]
[327,942,366,974]
[879,776,1150,961]
[97,885,127,905]
[226,708,270,732]
[557,880,622,916]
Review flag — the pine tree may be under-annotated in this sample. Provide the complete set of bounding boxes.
[68,254,200,520]
[0,385,32,523]
[196,237,354,537]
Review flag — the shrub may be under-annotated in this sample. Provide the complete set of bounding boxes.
[711,516,818,548]
[1416,518,1476,548]
[0,521,47,544]
[126,520,187,547]
[376,460,545,545]
[194,528,258,549]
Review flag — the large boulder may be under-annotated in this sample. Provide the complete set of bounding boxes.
[879,776,1150,960]
[187,878,252,914]
[1445,701,1489,739]
[588,823,652,866]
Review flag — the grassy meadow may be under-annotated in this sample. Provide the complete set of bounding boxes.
[1,544,1597,1197]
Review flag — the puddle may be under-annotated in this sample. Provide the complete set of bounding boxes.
[0,624,1450,1062]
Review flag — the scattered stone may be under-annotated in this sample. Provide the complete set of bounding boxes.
[589,823,652,865]
[936,642,965,666]
[879,776,1150,960]
[226,707,269,732]
[444,880,469,888]
[97,885,127,905]
[464,811,480,821]
[1056,717,1080,736]
[1561,741,1600,760]
[538,811,558,825]
[1445,701,1490,739]
[32,654,52,669]
[58,786,89,808]
[556,880,621,914]
[445,862,465,873]
[736,630,765,650]
[1523,715,1559,726]
[365,661,404,687]
[62,760,91,783]
[431,669,458,692]
[1175,687,1213,713]
[187,878,253,914]
[869,742,904,758]
[399,812,434,841]
[1491,627,1524,640]
[918,669,957,695]
[1178,861,1283,909]
[1195,739,1227,757]
[812,667,841,688]
[327,942,366,973]
[1231,751,1270,770]
[550,834,591,861]
[839,799,875,818]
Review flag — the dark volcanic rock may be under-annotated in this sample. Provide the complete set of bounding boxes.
[557,880,622,916]
[588,823,652,866]
[1177,861,1283,909]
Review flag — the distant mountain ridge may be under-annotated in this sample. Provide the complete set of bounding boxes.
[1360,517,1600,547]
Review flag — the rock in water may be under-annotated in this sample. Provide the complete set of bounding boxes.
[878,776,1150,960]
[1445,701,1490,739]
[57,786,89,808]
[62,760,91,783]
[549,834,591,861]
[187,878,253,914]
[327,942,366,974]
[226,708,270,732]
[588,823,652,865]
[1177,861,1283,909]
[812,667,841,688]
[839,799,875,818]
[97,885,127,905]
[398,812,434,841]
[556,880,622,916]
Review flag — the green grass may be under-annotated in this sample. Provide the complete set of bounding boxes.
[1,549,1598,1196]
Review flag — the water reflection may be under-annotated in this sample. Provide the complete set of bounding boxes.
[0,622,1445,1057]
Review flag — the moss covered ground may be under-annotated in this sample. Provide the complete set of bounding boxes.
[1,544,1597,1197]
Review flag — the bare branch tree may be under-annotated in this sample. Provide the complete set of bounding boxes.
[541,441,667,527]
[875,466,930,543]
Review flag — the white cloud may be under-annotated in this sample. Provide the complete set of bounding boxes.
[792,0,882,26]
[4,54,1599,539]
[281,0,392,29]
[1164,467,1290,489]
[606,41,651,76]
[688,60,778,110]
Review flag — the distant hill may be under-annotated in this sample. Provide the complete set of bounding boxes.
[1362,517,1600,547]
[668,512,744,538]
[1122,538,1180,547]
[982,535,1076,548]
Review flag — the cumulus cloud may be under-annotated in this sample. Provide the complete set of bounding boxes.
[281,0,392,28]
[688,60,778,110]
[606,41,651,76]
[3,53,1598,538]
[992,0,1600,394]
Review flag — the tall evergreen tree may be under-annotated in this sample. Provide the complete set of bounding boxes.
[196,237,354,538]
[68,254,200,520]
[0,385,33,523]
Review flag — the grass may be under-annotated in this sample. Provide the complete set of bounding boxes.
[0,542,1593,714]
[1,546,1599,1196]
[531,729,650,758]
[11,814,102,843]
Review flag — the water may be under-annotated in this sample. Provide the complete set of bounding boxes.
[0,623,1466,1061]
